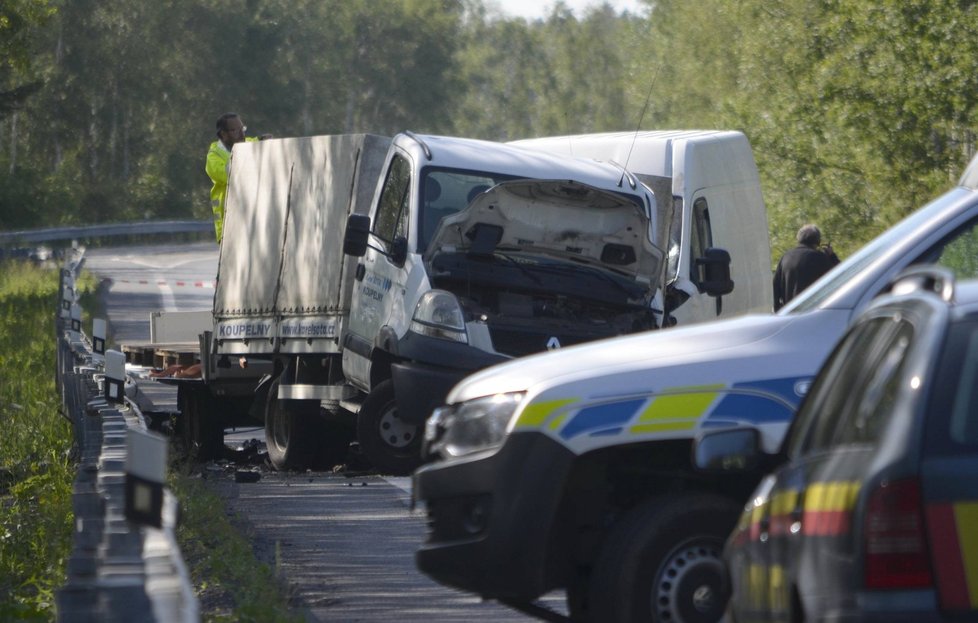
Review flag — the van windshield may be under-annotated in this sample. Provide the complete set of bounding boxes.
[782,187,973,314]
[419,167,518,253]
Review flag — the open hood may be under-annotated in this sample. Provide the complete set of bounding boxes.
[426,179,663,295]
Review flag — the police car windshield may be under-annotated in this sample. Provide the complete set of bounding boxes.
[782,187,974,314]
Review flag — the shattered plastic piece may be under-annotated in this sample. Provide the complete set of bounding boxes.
[234,470,261,483]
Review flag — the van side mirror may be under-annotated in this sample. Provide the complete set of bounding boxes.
[344,214,371,256]
[695,247,734,296]
[692,428,762,472]
[390,236,408,266]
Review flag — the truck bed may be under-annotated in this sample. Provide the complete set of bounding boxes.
[120,341,199,369]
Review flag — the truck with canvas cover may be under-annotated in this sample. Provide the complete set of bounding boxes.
[167,131,673,474]
[146,130,772,475]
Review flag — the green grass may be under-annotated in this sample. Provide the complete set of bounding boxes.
[0,258,297,621]
[0,260,85,621]
[170,465,303,623]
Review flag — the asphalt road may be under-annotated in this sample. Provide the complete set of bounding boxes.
[84,241,561,621]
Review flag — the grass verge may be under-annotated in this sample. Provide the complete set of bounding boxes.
[0,260,95,621]
[169,462,304,623]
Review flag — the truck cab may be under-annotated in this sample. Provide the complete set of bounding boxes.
[342,132,666,473]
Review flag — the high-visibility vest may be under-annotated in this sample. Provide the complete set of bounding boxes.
[205,137,258,243]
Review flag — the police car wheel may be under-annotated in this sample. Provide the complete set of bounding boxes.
[587,494,740,623]
[356,380,422,475]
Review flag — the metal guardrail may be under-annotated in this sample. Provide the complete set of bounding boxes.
[0,219,212,245]
[54,249,198,622]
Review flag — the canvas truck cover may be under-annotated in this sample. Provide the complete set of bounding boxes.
[213,134,391,355]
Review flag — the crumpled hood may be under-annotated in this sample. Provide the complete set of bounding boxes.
[427,179,663,295]
[446,312,798,404]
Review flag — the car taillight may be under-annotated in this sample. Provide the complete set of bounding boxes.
[863,477,934,589]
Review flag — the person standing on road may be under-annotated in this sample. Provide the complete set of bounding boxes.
[205,112,270,243]
[773,223,840,310]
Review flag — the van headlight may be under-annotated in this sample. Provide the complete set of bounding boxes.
[425,393,525,458]
[410,290,467,343]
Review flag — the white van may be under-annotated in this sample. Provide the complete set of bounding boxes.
[511,130,773,324]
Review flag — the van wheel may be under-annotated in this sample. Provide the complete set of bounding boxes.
[179,385,225,461]
[265,378,323,470]
[587,494,739,623]
[356,380,421,475]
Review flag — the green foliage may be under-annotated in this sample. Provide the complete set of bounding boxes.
[4,0,978,263]
[0,261,76,621]
[170,467,302,623]
[0,0,56,105]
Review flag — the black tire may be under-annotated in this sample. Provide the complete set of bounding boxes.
[356,380,422,475]
[587,494,740,623]
[265,378,325,471]
[180,386,225,461]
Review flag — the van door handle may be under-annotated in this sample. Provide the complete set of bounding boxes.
[355,264,365,281]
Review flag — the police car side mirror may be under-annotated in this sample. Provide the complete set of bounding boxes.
[692,427,762,472]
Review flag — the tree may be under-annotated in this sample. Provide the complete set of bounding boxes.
[0,0,55,116]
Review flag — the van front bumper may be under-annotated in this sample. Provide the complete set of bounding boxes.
[391,331,507,425]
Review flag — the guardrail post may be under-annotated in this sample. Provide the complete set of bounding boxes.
[92,318,106,366]
[104,350,126,404]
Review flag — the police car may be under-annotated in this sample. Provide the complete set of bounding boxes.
[696,266,978,622]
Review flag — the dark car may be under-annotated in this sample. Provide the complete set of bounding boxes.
[694,265,978,622]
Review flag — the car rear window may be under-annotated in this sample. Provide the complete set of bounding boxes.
[788,315,915,457]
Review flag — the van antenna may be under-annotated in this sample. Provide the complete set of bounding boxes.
[620,65,662,186]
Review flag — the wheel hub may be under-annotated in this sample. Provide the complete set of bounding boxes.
[653,540,726,623]
[379,409,417,448]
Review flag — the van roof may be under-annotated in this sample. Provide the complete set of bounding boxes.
[395,133,647,198]
[508,130,754,182]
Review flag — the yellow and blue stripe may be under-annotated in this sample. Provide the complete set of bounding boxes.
[513,376,805,441]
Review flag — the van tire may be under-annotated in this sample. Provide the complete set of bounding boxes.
[587,494,739,623]
[356,380,422,475]
[265,378,323,470]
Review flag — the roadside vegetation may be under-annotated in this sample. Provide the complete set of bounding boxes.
[4,1,978,263]
[0,260,82,621]
[0,257,295,621]
[170,464,303,623]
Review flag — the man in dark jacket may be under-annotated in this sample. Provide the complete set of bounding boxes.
[773,224,840,310]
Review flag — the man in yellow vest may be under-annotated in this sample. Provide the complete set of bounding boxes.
[205,113,267,243]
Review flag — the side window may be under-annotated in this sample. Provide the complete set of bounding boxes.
[948,328,978,447]
[833,322,913,446]
[925,320,978,453]
[788,316,907,457]
[689,197,714,284]
[374,154,411,253]
[919,218,978,279]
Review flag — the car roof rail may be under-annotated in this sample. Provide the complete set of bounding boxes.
[889,264,956,302]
